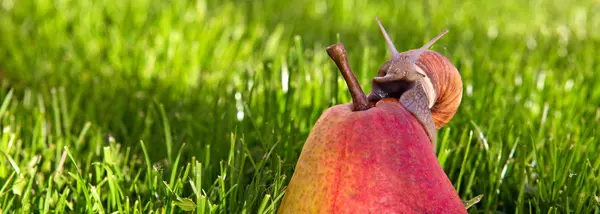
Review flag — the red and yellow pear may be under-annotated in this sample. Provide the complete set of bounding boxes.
[278,18,466,214]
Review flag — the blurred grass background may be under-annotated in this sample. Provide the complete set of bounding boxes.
[0,0,599,213]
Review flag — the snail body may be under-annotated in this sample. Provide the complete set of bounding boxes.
[367,18,463,146]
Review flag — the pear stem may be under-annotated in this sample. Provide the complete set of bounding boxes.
[326,43,370,111]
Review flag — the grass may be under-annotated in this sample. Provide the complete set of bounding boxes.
[0,0,599,213]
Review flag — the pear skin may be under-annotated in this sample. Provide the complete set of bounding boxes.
[278,100,466,214]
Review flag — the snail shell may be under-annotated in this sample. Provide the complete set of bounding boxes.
[403,49,463,129]
[371,17,463,131]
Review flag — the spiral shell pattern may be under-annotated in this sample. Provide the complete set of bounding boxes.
[402,49,463,129]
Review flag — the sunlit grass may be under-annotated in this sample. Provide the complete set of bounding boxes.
[0,0,599,213]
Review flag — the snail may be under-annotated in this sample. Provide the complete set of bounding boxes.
[277,18,468,213]
[367,17,463,146]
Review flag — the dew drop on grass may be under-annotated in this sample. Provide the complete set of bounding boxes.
[530,160,537,167]
[248,80,254,91]
[281,61,289,93]
[487,25,498,39]
[514,94,521,102]
[466,84,473,97]
[564,79,574,91]
[515,75,522,86]
[235,92,244,121]
[536,71,546,90]
[236,111,244,121]
[500,164,509,183]
[569,170,576,178]
[540,103,549,127]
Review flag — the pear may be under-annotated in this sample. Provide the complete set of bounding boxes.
[277,99,465,213]
[278,20,466,213]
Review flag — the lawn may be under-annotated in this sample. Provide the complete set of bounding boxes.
[0,0,599,213]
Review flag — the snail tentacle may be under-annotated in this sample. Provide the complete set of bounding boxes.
[370,18,463,147]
